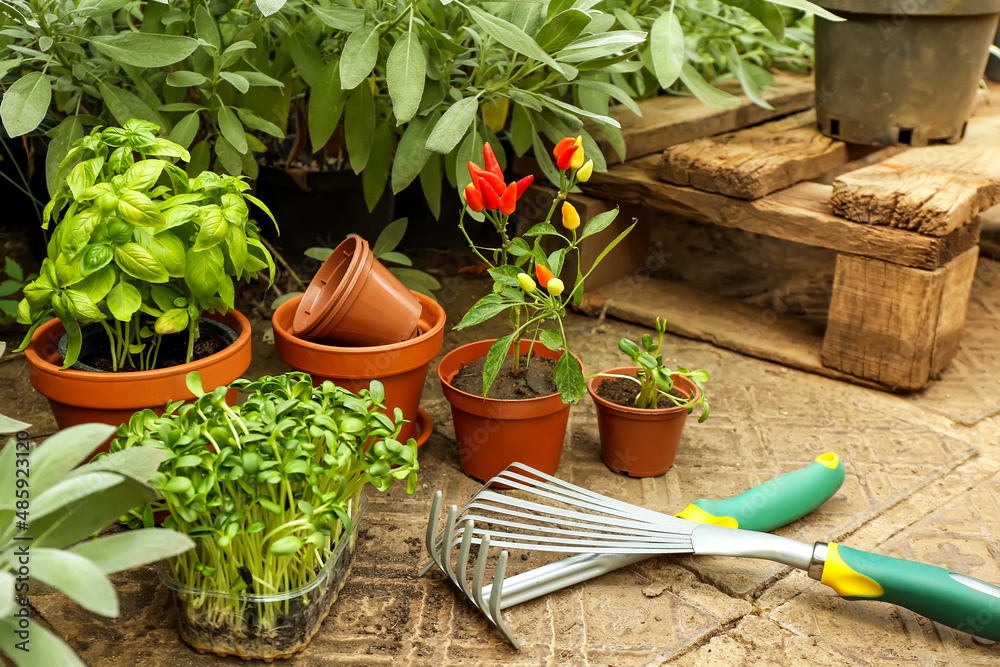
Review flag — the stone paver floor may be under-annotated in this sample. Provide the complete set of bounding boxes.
[5,267,1000,666]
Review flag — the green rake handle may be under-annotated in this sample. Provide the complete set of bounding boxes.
[817,543,1000,641]
[676,452,845,532]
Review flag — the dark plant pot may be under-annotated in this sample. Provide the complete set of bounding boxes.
[57,319,237,372]
[254,165,395,265]
[292,235,421,345]
[815,0,1000,146]
[586,367,700,478]
[273,291,445,446]
[437,339,580,483]
[24,311,251,453]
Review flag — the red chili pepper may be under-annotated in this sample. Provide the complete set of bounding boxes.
[535,264,554,287]
[515,175,533,199]
[464,184,484,212]
[552,137,575,160]
[556,145,578,170]
[480,181,501,210]
[483,143,503,179]
[499,182,517,215]
[469,162,505,197]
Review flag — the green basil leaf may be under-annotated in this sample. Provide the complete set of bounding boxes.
[114,243,169,283]
[106,278,142,321]
[217,105,247,154]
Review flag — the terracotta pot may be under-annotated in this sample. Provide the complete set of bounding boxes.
[24,310,252,452]
[293,235,421,345]
[437,339,579,483]
[587,367,700,477]
[273,291,445,445]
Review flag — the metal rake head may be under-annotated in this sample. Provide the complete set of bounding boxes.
[419,463,696,648]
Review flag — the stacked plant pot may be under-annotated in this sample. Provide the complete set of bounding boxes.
[273,235,445,444]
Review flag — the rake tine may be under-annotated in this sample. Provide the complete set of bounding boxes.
[441,504,462,586]
[489,549,519,649]
[419,490,444,576]
[471,533,493,617]
[456,519,476,604]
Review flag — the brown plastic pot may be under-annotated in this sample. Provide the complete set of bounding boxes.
[274,291,445,445]
[24,310,251,453]
[292,235,421,345]
[587,367,700,478]
[437,339,579,483]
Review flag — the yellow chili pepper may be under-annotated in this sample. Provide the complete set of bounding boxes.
[570,135,585,170]
[561,201,580,230]
[517,273,536,293]
[576,159,594,183]
[546,278,565,296]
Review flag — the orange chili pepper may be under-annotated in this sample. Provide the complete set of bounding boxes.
[499,182,517,215]
[535,265,555,287]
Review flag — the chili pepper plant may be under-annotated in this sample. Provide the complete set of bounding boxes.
[107,371,418,653]
[13,120,276,371]
[598,317,711,418]
[453,138,635,403]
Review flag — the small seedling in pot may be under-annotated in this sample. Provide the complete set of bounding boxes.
[599,317,710,420]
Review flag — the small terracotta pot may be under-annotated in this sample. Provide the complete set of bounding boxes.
[274,291,445,445]
[437,339,579,483]
[587,367,700,478]
[293,235,421,345]
[24,310,251,453]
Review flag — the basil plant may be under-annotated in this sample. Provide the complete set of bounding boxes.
[14,120,277,371]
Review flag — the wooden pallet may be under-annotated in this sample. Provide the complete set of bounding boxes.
[577,87,999,392]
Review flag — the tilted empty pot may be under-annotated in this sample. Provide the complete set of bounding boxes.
[293,235,421,346]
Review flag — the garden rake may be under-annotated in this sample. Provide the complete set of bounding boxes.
[421,454,847,648]
[425,460,1000,647]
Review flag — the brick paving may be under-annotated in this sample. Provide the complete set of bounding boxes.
[9,267,1000,666]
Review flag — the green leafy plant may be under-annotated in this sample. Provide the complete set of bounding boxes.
[301,218,441,299]
[0,257,36,325]
[453,138,633,403]
[107,371,418,642]
[13,120,277,371]
[0,423,194,667]
[600,317,710,416]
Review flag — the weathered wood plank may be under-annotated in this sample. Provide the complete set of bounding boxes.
[658,110,848,199]
[604,72,815,164]
[820,247,979,390]
[589,277,891,391]
[830,116,1000,237]
[583,155,981,270]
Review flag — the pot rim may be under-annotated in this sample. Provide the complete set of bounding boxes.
[25,309,252,381]
[587,366,701,416]
[274,291,445,355]
[437,338,583,406]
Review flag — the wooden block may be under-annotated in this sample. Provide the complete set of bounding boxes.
[658,111,848,199]
[583,155,981,270]
[821,247,979,390]
[830,116,1000,237]
[604,72,815,164]
[516,186,652,290]
[591,277,890,391]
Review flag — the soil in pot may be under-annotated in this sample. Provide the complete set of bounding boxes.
[450,355,557,400]
[73,323,234,372]
[595,377,688,409]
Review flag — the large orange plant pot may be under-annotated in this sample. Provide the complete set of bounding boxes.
[586,367,700,477]
[437,339,578,483]
[24,311,251,444]
[273,291,445,445]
